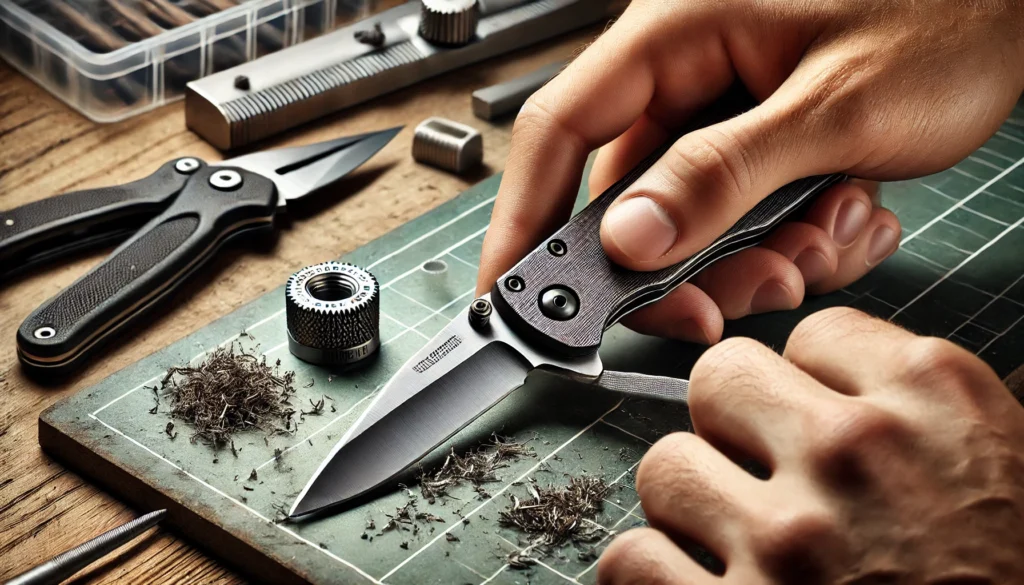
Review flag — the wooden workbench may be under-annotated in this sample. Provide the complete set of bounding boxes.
[0,30,596,583]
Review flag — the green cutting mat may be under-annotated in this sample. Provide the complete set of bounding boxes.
[42,100,1024,585]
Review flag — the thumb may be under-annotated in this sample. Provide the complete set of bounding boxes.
[600,98,837,271]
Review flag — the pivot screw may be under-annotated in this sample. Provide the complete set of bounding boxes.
[504,276,525,292]
[175,158,200,174]
[468,298,492,330]
[547,239,566,256]
[209,170,243,191]
[539,287,578,321]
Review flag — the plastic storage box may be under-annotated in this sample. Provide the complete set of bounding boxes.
[0,0,380,122]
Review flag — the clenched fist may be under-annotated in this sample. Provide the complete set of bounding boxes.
[599,308,1024,584]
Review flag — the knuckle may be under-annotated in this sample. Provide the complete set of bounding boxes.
[893,337,999,402]
[785,307,877,358]
[751,506,839,574]
[663,129,752,207]
[896,337,977,384]
[511,97,557,140]
[689,337,767,415]
[635,433,700,502]
[598,528,665,585]
[806,401,908,474]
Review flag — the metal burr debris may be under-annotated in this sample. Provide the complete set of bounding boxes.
[412,117,483,174]
[419,0,479,46]
[285,262,380,368]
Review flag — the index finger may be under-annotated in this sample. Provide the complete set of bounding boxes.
[474,15,658,294]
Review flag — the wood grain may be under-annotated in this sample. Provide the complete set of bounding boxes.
[0,27,601,583]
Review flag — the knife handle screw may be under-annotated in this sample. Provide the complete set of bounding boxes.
[468,298,492,330]
[505,276,525,292]
[234,75,251,91]
[547,239,566,257]
[175,158,200,174]
[539,287,579,321]
[209,170,243,191]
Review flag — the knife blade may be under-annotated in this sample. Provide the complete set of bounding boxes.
[290,294,601,517]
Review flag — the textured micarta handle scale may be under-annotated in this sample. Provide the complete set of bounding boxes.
[0,160,193,276]
[493,143,844,357]
[17,166,277,374]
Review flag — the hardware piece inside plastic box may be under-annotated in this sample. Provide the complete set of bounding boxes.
[0,0,379,122]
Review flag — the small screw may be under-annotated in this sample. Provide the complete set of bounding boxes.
[547,239,566,256]
[3,218,13,227]
[175,158,200,174]
[505,276,525,292]
[468,298,492,330]
[34,326,56,339]
[354,22,385,47]
[539,287,579,321]
[209,170,243,191]
[234,75,250,90]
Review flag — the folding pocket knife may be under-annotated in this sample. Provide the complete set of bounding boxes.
[291,97,845,518]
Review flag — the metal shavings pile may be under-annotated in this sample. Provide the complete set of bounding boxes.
[499,476,611,548]
[161,343,297,445]
[376,498,446,541]
[419,435,534,502]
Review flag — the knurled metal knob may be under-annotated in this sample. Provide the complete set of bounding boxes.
[285,262,380,368]
[419,0,479,47]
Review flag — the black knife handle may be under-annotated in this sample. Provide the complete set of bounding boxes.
[17,166,277,374]
[492,141,845,357]
[0,159,195,278]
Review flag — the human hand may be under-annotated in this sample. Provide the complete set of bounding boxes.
[477,0,1024,343]
[598,307,1024,584]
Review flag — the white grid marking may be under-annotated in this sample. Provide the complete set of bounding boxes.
[892,215,1024,320]
[901,156,1024,246]
[946,272,1024,341]
[977,314,1024,355]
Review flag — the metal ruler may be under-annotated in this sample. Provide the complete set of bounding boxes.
[186,0,613,149]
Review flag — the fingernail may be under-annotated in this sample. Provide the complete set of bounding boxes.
[750,281,795,314]
[604,197,677,262]
[793,249,832,285]
[867,225,898,266]
[832,199,870,247]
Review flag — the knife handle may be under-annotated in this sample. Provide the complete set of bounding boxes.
[492,141,845,357]
[17,165,277,375]
[0,160,194,278]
